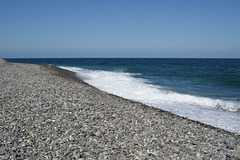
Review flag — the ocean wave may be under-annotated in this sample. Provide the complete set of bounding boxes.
[61,66,240,112]
[60,66,240,134]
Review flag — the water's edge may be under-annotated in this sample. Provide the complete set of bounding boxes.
[59,66,240,135]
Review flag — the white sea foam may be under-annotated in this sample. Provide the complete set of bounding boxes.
[60,66,240,134]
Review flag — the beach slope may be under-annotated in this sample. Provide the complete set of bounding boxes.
[0,59,239,159]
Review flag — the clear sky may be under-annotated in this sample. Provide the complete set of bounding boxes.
[0,0,240,58]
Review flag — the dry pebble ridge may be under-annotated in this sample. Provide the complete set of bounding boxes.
[0,58,239,159]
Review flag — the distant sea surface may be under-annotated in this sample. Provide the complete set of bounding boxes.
[6,58,240,134]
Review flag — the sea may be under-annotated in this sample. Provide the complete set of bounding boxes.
[6,58,240,134]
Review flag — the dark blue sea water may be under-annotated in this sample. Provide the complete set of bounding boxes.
[6,58,240,133]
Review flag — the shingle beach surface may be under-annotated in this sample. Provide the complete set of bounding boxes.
[0,58,239,159]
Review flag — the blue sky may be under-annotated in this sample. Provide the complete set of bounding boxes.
[0,0,240,58]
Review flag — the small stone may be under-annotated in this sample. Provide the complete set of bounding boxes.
[196,152,201,157]
[172,146,180,153]
[95,130,101,136]
[3,155,10,160]
[233,150,240,158]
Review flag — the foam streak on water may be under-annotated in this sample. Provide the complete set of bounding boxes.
[61,66,240,134]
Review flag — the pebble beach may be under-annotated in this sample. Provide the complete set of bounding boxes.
[0,58,239,159]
